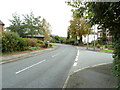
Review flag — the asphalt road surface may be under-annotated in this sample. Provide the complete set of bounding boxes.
[2,44,77,88]
[2,44,113,88]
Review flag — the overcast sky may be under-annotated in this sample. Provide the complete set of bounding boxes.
[0,0,72,37]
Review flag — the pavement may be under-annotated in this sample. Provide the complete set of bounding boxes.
[64,64,118,88]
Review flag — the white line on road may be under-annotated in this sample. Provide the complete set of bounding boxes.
[73,47,79,67]
[73,62,78,66]
[73,62,112,73]
[52,54,59,58]
[75,58,78,62]
[15,60,46,74]
[91,62,112,68]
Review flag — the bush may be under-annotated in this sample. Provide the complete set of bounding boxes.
[104,45,108,48]
[28,46,40,50]
[23,38,37,47]
[96,44,101,48]
[2,31,28,53]
[49,44,52,47]
[37,40,44,45]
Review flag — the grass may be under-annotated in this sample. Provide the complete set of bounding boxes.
[1,46,42,56]
[88,48,114,52]
[28,46,40,50]
[1,50,28,56]
[51,44,57,46]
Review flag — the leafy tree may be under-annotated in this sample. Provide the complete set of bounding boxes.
[68,16,91,44]
[51,35,60,43]
[41,18,51,41]
[6,12,45,37]
[86,3,120,88]
[23,12,43,37]
[6,13,26,37]
[51,35,66,43]
[66,1,120,88]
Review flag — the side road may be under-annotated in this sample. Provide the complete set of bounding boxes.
[64,63,118,88]
[0,46,58,64]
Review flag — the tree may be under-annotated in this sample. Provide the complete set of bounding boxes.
[6,13,26,37]
[6,12,44,37]
[23,12,43,37]
[86,3,120,88]
[66,1,120,88]
[41,18,51,41]
[68,16,91,44]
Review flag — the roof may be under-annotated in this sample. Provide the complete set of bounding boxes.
[0,20,5,25]
[26,34,44,38]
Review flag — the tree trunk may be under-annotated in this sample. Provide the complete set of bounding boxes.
[78,36,82,44]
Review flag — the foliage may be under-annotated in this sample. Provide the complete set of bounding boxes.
[66,1,120,88]
[2,31,27,53]
[23,38,37,47]
[51,35,66,43]
[96,44,100,48]
[6,13,26,37]
[37,40,44,45]
[41,18,51,41]
[59,37,66,43]
[68,16,91,44]
[49,44,53,47]
[23,12,43,37]
[66,39,77,45]
[44,41,49,48]
[28,46,40,51]
[6,12,51,39]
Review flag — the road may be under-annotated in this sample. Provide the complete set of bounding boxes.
[2,44,113,88]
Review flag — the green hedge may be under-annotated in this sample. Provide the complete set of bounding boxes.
[2,31,28,53]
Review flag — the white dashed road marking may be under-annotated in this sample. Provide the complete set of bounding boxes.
[73,47,79,67]
[15,59,46,74]
[73,62,78,66]
[52,54,59,58]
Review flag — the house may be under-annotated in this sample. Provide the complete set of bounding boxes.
[0,20,5,31]
[97,29,112,44]
[24,34,45,41]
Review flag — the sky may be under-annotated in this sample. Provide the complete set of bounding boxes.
[0,0,72,37]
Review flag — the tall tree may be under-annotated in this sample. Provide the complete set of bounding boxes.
[41,18,51,41]
[66,1,120,88]
[6,13,26,37]
[86,3,120,88]
[68,16,91,44]
[23,12,43,37]
[7,12,44,37]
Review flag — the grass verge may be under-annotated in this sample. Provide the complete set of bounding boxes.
[87,48,114,52]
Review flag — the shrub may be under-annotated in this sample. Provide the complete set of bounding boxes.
[37,40,44,45]
[104,45,108,48]
[23,38,37,47]
[96,44,101,48]
[49,44,52,47]
[2,31,28,53]
[17,38,28,51]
